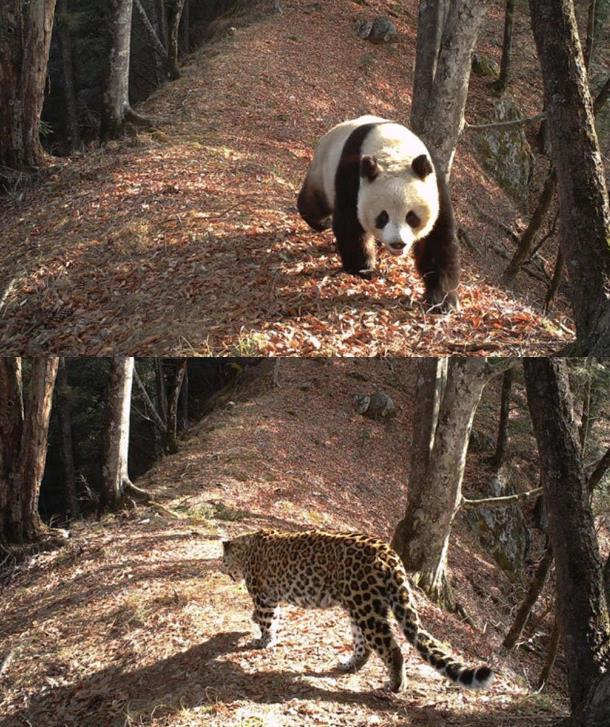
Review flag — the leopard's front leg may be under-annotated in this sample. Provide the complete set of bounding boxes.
[251,593,280,649]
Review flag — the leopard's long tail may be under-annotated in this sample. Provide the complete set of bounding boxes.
[389,579,494,690]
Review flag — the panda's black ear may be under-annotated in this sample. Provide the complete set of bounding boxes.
[360,155,379,181]
[412,154,433,180]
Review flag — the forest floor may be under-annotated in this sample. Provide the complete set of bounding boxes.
[0,360,570,726]
[0,0,576,355]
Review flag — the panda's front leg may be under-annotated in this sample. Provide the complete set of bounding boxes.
[332,211,377,280]
[413,232,460,313]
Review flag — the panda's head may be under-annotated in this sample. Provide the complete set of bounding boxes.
[356,153,440,257]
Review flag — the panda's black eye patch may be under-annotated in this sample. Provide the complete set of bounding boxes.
[406,211,421,228]
[375,211,389,229]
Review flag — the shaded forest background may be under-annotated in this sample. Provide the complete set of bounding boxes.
[43,1,238,153]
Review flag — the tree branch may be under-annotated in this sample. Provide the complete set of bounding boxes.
[134,0,168,60]
[133,365,166,433]
[460,486,542,510]
[588,446,610,494]
[465,112,546,131]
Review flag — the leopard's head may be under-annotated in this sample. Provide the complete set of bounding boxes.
[221,538,246,583]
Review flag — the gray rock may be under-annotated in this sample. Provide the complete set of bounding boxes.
[472,52,500,77]
[353,391,397,420]
[467,469,528,576]
[474,98,534,212]
[355,16,398,44]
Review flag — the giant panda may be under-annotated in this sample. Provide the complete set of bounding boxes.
[297,115,460,311]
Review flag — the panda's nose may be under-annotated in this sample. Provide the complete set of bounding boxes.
[390,241,406,251]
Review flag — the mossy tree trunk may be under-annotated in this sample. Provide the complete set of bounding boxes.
[524,358,610,722]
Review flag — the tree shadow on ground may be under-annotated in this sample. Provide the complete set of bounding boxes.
[5,628,567,727]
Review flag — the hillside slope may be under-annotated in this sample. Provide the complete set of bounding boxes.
[0,360,568,726]
[0,0,574,355]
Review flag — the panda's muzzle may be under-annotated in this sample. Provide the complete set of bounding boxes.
[389,241,406,252]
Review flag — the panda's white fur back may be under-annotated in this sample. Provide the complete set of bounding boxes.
[308,115,436,218]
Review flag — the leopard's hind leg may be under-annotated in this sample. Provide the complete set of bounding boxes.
[339,619,372,672]
[350,607,405,692]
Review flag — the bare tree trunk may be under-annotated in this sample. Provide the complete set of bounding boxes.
[503,544,554,650]
[492,0,515,94]
[491,367,513,468]
[392,358,502,607]
[392,358,447,551]
[585,0,597,68]
[537,616,561,689]
[56,0,81,150]
[529,1,610,355]
[165,358,186,454]
[178,364,189,432]
[0,0,57,170]
[0,357,59,544]
[410,0,492,179]
[502,171,556,283]
[134,0,168,64]
[180,0,190,54]
[155,357,168,424]
[57,359,79,518]
[167,0,185,80]
[524,358,610,721]
[410,0,449,130]
[101,0,150,139]
[99,356,134,511]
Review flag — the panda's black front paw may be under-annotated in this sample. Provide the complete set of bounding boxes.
[424,289,459,314]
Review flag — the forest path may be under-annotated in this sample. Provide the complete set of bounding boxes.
[0,0,574,354]
[0,360,567,725]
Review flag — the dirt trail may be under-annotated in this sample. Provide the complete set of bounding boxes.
[0,360,568,725]
[0,0,573,355]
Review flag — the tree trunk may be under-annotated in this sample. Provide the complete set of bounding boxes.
[529,1,610,355]
[165,358,186,454]
[56,0,81,150]
[491,367,513,468]
[502,543,554,650]
[410,0,449,131]
[0,357,59,545]
[501,170,557,283]
[134,0,168,64]
[492,0,515,94]
[537,616,561,689]
[392,357,447,551]
[99,356,134,511]
[524,358,610,720]
[392,358,500,606]
[0,0,57,170]
[101,0,149,138]
[167,0,185,80]
[178,364,189,432]
[180,0,190,54]
[57,359,79,518]
[410,0,492,179]
[155,357,168,424]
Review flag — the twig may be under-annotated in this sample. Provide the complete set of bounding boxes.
[465,112,546,131]
[460,487,542,510]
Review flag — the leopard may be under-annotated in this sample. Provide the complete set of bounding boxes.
[221,528,494,692]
